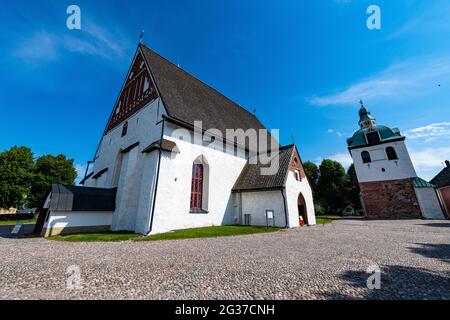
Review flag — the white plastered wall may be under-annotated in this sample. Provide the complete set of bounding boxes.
[240,190,287,228]
[111,146,141,231]
[85,98,164,189]
[414,188,445,220]
[351,141,417,183]
[285,172,316,226]
[149,122,248,234]
[43,211,113,230]
[85,97,166,233]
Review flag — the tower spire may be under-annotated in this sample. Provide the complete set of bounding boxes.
[358,100,376,128]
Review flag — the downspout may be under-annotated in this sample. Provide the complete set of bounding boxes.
[239,192,243,225]
[147,114,165,235]
[281,188,289,228]
[234,191,243,225]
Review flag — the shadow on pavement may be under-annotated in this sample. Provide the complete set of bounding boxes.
[422,223,450,228]
[0,224,39,239]
[316,265,450,300]
[409,243,450,264]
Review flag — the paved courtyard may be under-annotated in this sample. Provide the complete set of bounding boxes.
[0,219,449,300]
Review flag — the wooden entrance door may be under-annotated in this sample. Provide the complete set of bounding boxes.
[298,193,308,225]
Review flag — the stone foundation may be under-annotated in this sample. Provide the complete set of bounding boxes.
[360,178,422,219]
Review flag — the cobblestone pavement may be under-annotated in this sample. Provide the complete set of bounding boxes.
[0,219,449,300]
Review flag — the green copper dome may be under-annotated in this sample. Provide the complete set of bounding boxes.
[359,105,375,123]
[347,126,404,148]
[347,102,405,149]
[358,101,376,128]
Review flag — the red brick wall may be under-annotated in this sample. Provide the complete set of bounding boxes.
[360,179,422,219]
[289,149,306,179]
[438,186,450,218]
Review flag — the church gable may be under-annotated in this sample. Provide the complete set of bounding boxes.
[288,148,306,180]
[106,50,159,133]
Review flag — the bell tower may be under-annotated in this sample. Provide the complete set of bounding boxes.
[347,102,439,219]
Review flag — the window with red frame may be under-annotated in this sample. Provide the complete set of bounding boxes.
[190,163,204,211]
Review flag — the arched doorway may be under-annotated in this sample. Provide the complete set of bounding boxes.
[298,193,308,226]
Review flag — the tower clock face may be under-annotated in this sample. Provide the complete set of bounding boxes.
[106,52,158,133]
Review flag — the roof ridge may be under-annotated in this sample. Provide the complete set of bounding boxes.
[139,44,264,126]
[279,144,295,150]
[430,165,450,187]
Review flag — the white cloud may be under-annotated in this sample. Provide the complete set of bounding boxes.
[385,3,450,40]
[315,152,353,169]
[329,152,353,169]
[62,21,130,60]
[327,129,343,137]
[309,57,450,106]
[14,31,59,61]
[404,122,450,140]
[410,147,450,181]
[14,21,130,63]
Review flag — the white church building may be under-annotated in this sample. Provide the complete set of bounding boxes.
[35,44,316,237]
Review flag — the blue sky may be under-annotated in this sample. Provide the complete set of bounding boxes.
[0,0,449,181]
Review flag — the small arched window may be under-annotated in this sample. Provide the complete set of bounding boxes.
[121,121,128,137]
[386,147,398,160]
[361,151,371,164]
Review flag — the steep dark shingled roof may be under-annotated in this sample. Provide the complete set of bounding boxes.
[430,161,450,188]
[232,145,294,192]
[48,184,117,212]
[140,44,270,135]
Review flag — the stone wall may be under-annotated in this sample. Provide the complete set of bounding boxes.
[360,178,422,219]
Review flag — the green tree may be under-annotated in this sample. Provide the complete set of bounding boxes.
[28,154,77,207]
[344,163,361,209]
[316,159,347,214]
[303,161,319,194]
[0,146,34,208]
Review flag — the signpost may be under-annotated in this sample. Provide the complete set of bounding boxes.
[266,210,274,229]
